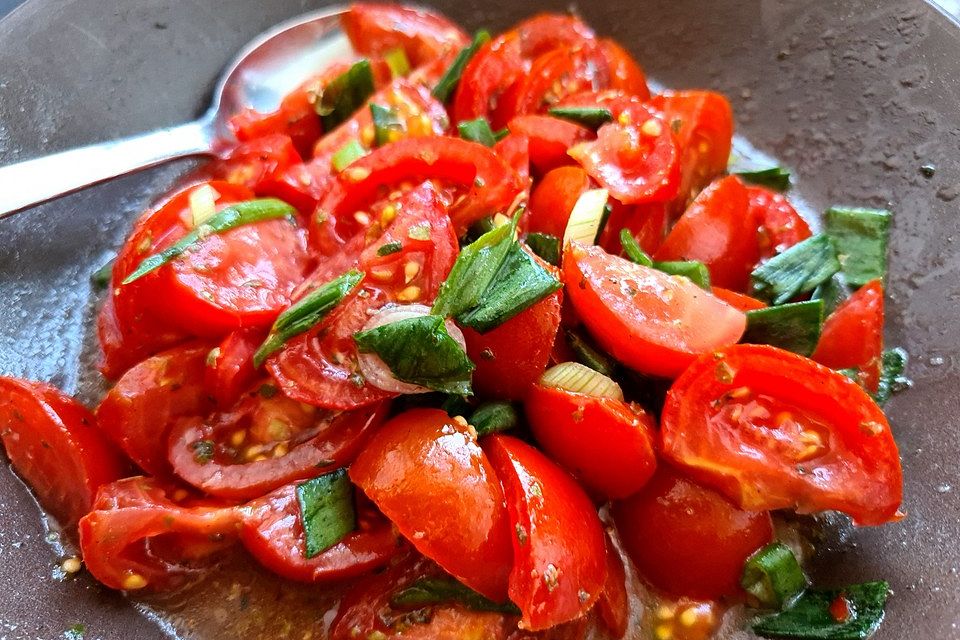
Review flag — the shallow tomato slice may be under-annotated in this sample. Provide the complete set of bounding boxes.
[168,395,388,500]
[661,344,903,525]
[613,467,773,600]
[204,327,265,408]
[464,289,563,400]
[341,3,468,67]
[484,435,607,631]
[525,384,657,499]
[812,280,884,391]
[211,134,302,195]
[655,176,759,291]
[350,409,513,601]
[239,480,400,583]
[0,379,126,526]
[596,534,630,639]
[526,166,592,237]
[508,116,591,177]
[96,344,216,477]
[599,39,649,98]
[749,186,812,259]
[78,477,240,591]
[711,287,767,312]
[563,243,746,378]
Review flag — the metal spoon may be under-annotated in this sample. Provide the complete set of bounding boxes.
[0,5,352,219]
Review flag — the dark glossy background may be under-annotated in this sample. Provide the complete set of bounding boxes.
[1,1,960,638]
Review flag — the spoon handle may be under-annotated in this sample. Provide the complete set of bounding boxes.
[0,118,216,219]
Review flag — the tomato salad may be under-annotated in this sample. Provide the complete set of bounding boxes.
[0,5,907,640]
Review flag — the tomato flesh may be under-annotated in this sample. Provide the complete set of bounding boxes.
[341,3,469,67]
[812,279,884,391]
[204,327,265,408]
[527,166,592,237]
[509,116,591,178]
[749,186,812,258]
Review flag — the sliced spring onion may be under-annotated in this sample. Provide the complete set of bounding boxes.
[540,362,624,401]
[457,117,498,147]
[188,183,220,226]
[619,229,654,266]
[566,330,618,377]
[354,314,475,395]
[432,30,491,103]
[493,127,509,142]
[254,270,363,367]
[391,577,520,614]
[370,103,403,147]
[123,198,296,285]
[824,207,891,288]
[469,402,518,437]
[751,581,889,640]
[743,300,824,357]
[377,241,403,257]
[811,272,851,317]
[296,468,355,558]
[384,47,411,78]
[524,232,560,266]
[750,234,840,305]
[656,260,711,289]
[735,166,791,192]
[331,139,368,172]
[563,189,609,247]
[317,59,375,131]
[90,257,115,289]
[741,542,809,610]
[547,106,614,129]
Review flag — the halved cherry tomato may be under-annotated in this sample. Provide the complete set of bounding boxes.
[464,289,563,400]
[812,280,884,391]
[204,327,265,408]
[599,39,649,98]
[525,383,657,499]
[238,479,400,583]
[511,44,610,117]
[711,287,767,312]
[341,3,469,67]
[168,395,388,500]
[350,409,514,601]
[655,176,759,291]
[749,186,812,259]
[97,292,187,381]
[596,534,630,639]
[661,344,903,525]
[526,166,592,237]
[484,434,607,630]
[508,116,591,177]
[612,466,773,600]
[563,243,746,378]
[0,379,126,525]
[78,477,240,591]
[96,344,215,476]
[212,134,302,195]
[494,132,532,185]
[598,200,668,256]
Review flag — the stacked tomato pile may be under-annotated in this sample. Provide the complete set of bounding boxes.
[0,5,903,640]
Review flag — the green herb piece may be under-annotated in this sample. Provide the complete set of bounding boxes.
[458,117,498,147]
[462,216,496,245]
[619,229,654,266]
[811,272,852,317]
[751,234,840,305]
[296,469,355,558]
[317,59,376,131]
[331,139,368,172]
[432,30,491,103]
[370,103,403,147]
[64,623,86,640]
[743,300,824,357]
[433,220,516,318]
[90,257,115,289]
[441,394,473,417]
[735,166,791,191]
[547,106,614,129]
[254,270,363,367]
[191,440,215,464]
[842,348,911,406]
[824,207,891,287]
[354,315,475,394]
[751,581,889,640]
[655,260,712,289]
[469,402,518,437]
[741,542,809,610]
[566,329,618,377]
[391,577,520,614]
[377,241,403,257]
[524,232,561,266]
[493,127,509,142]
[384,47,411,77]
[123,199,296,285]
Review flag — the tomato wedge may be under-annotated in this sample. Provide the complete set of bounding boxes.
[484,434,607,630]
[749,186,812,258]
[341,3,469,67]
[599,39,649,98]
[204,327,265,408]
[494,132,532,185]
[509,116,591,177]
[661,344,903,525]
[96,344,216,476]
[511,44,610,117]
[525,383,657,499]
[598,200,668,256]
[526,166,592,237]
[211,134,302,195]
[812,279,884,391]
[350,409,514,601]
[238,479,400,583]
[0,379,126,526]
[563,243,746,378]
[596,534,630,639]
[612,466,773,600]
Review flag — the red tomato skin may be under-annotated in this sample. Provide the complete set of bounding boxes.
[96,292,187,382]
[527,166,592,237]
[599,39,649,98]
[464,289,563,400]
[563,243,747,378]
[0,379,126,525]
[494,132,532,185]
[484,435,607,631]
[525,384,657,499]
[612,466,773,600]
[511,44,610,118]
[229,80,324,158]
[96,344,216,477]
[596,534,630,639]
[350,409,514,601]
[812,279,884,391]
[341,3,469,67]
[711,287,768,312]
[661,344,903,526]
[204,327,265,408]
[598,200,669,256]
[212,134,302,195]
[508,116,591,177]
[749,186,812,258]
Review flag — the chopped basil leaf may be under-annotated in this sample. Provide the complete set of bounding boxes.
[655,260,711,289]
[331,139,367,172]
[743,300,824,357]
[254,270,363,367]
[433,220,516,318]
[90,257,115,289]
[296,469,355,558]
[469,402,517,437]
[317,60,376,131]
[735,166,791,191]
[354,314,475,394]
[370,103,403,147]
[64,624,86,640]
[566,329,618,377]
[191,440,215,464]
[458,117,498,147]
[824,207,891,288]
[741,542,809,610]
[841,348,911,406]
[811,272,852,317]
[620,229,654,266]
[524,232,560,266]
[440,394,473,417]
[391,577,520,614]
[123,199,296,284]
[384,47,411,77]
[377,241,403,257]
[432,30,491,103]
[751,581,889,640]
[462,216,496,245]
[751,234,840,305]
[548,106,614,129]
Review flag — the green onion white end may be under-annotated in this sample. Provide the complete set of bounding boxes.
[540,361,624,401]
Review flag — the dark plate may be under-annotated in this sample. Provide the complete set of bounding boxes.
[1,0,959,638]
